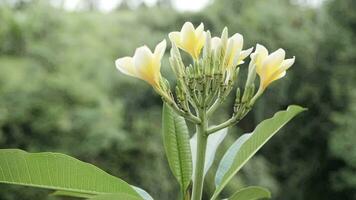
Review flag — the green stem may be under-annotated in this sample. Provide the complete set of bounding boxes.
[191,110,208,200]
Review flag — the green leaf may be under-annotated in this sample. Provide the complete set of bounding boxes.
[226,186,271,200]
[190,128,227,178]
[132,185,154,200]
[212,105,306,199]
[52,190,94,198]
[162,103,192,193]
[0,149,140,198]
[89,193,143,200]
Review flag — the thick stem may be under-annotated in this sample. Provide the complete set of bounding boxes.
[191,110,208,200]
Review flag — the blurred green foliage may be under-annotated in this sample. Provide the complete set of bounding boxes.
[0,0,355,199]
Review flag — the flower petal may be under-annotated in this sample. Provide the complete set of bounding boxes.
[181,21,195,32]
[254,44,269,74]
[280,56,295,71]
[154,39,167,60]
[133,46,154,69]
[230,33,243,51]
[115,57,137,77]
[262,48,285,71]
[240,47,254,60]
[195,23,204,36]
[181,22,196,45]
[169,32,181,45]
[235,47,253,66]
[133,46,158,85]
[211,37,221,51]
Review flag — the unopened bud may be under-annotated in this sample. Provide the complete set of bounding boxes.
[158,78,171,95]
[203,31,212,60]
[235,87,241,104]
[245,57,257,88]
[241,84,255,103]
[234,87,241,113]
[220,27,228,55]
[231,67,240,83]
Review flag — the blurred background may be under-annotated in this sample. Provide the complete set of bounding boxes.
[0,0,355,199]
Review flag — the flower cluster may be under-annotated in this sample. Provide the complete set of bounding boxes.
[115,22,295,123]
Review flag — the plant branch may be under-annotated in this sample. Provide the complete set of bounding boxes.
[191,109,208,200]
[207,97,222,117]
[160,92,201,124]
[207,107,250,134]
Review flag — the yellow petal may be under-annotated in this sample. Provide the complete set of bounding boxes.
[195,31,206,57]
[181,22,196,47]
[115,57,137,77]
[263,57,295,89]
[262,48,285,75]
[133,46,159,86]
[133,46,154,69]
[169,22,205,59]
[265,56,295,86]
[263,71,286,88]
[254,44,269,74]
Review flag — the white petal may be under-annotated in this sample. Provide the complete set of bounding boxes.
[230,33,243,50]
[211,37,221,51]
[154,39,167,59]
[195,23,204,36]
[181,22,195,41]
[133,46,153,69]
[240,47,254,60]
[115,57,137,77]
[262,48,285,69]
[169,32,181,44]
[254,43,269,58]
[254,44,269,74]
[280,56,295,71]
[234,47,253,66]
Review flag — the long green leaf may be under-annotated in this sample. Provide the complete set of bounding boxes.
[0,149,140,198]
[212,105,306,199]
[52,190,94,198]
[162,103,192,193]
[132,185,154,200]
[52,185,153,199]
[90,193,142,200]
[226,186,271,200]
[190,128,227,178]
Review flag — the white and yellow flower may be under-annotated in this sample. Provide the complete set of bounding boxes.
[211,33,253,70]
[115,40,166,89]
[253,44,295,90]
[169,22,205,59]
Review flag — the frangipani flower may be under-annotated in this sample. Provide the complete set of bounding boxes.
[169,22,205,59]
[115,40,166,89]
[253,44,295,90]
[211,33,253,70]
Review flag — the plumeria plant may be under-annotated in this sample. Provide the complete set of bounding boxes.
[0,22,305,200]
